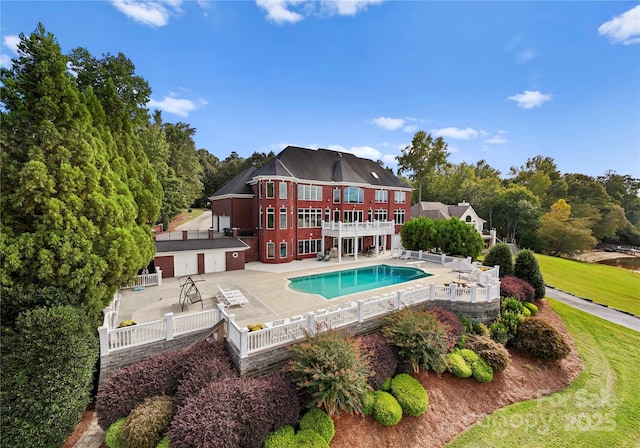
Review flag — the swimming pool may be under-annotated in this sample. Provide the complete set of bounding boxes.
[288,264,431,299]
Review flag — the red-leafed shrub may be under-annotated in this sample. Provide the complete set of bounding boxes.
[428,306,464,350]
[359,333,398,390]
[513,317,571,360]
[96,350,184,430]
[500,276,535,302]
[169,373,300,448]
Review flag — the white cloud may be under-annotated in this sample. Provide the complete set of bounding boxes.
[498,130,508,134]
[328,144,382,160]
[598,5,640,45]
[256,0,382,24]
[111,0,183,27]
[403,125,418,133]
[508,90,553,109]
[382,154,397,165]
[3,35,20,54]
[432,127,480,140]
[371,116,405,131]
[485,136,507,145]
[518,49,537,62]
[147,95,204,117]
[0,54,11,68]
[256,0,304,24]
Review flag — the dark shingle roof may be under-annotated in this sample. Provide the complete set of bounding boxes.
[209,167,256,198]
[253,146,411,188]
[156,238,249,253]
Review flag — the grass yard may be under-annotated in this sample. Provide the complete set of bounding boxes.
[536,253,640,316]
[447,299,640,448]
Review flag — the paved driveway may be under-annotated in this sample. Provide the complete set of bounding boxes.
[176,210,213,230]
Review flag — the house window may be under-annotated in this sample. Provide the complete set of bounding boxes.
[298,185,322,201]
[374,209,388,221]
[375,190,388,203]
[325,208,331,223]
[333,209,340,222]
[279,182,287,199]
[333,188,341,203]
[266,207,275,229]
[466,215,472,222]
[394,209,406,225]
[259,206,263,229]
[344,187,364,204]
[266,181,274,198]
[259,182,263,199]
[266,242,275,259]
[344,210,364,223]
[280,242,287,258]
[394,191,406,204]
[298,208,323,228]
[298,239,322,255]
[280,207,287,229]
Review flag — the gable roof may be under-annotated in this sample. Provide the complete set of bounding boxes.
[411,201,486,223]
[253,146,411,188]
[209,167,256,199]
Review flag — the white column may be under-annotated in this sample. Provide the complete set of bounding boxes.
[165,312,174,340]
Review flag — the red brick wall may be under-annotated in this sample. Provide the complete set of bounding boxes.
[225,250,245,270]
[155,256,174,278]
[240,236,259,262]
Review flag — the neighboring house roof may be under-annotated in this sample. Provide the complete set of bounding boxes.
[210,146,411,199]
[155,238,249,253]
[209,167,256,199]
[411,201,486,223]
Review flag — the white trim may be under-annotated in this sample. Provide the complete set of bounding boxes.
[210,194,254,200]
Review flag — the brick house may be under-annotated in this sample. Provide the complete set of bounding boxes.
[209,146,413,264]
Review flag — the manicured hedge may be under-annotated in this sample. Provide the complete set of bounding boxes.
[523,301,539,316]
[499,276,535,302]
[121,395,174,448]
[372,391,403,426]
[390,374,428,416]
[483,243,514,277]
[463,334,511,372]
[513,317,571,360]
[457,348,494,382]
[299,408,335,444]
[446,352,472,378]
[359,333,398,390]
[294,429,330,448]
[106,418,126,448]
[514,249,545,300]
[263,425,296,448]
[361,390,376,416]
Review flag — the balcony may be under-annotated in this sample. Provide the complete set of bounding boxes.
[321,220,395,237]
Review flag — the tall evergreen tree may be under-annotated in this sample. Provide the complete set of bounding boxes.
[0,24,155,320]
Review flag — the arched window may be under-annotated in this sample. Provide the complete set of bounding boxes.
[343,187,364,204]
[466,215,472,223]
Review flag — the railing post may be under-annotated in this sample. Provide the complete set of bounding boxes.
[429,283,435,301]
[418,250,423,260]
[441,253,446,264]
[306,312,316,336]
[98,325,109,357]
[494,265,500,278]
[396,291,403,309]
[156,267,163,285]
[165,312,174,340]
[471,286,477,303]
[357,300,365,322]
[486,285,492,302]
[239,327,249,358]
[450,284,457,302]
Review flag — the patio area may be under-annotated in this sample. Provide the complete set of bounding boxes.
[117,254,465,328]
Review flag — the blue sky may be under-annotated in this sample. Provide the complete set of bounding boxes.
[2,1,639,178]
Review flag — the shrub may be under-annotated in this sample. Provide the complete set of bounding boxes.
[359,333,398,390]
[483,243,514,277]
[156,437,169,448]
[446,352,472,378]
[286,330,371,416]
[499,310,524,344]
[372,391,403,426]
[471,321,490,337]
[489,322,509,345]
[299,408,335,443]
[457,348,480,364]
[501,297,526,315]
[0,305,98,448]
[513,317,571,360]
[522,307,532,317]
[170,375,299,448]
[456,349,493,383]
[361,390,376,416]
[380,377,392,392]
[463,334,511,372]
[514,249,545,300]
[121,395,174,448]
[0,285,84,327]
[523,301,539,316]
[263,426,296,448]
[118,320,137,328]
[247,323,264,331]
[382,308,449,374]
[499,276,535,302]
[429,306,464,349]
[390,374,428,416]
[294,429,330,448]
[106,418,127,448]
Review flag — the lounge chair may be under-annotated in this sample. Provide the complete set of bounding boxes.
[217,284,249,308]
[400,250,411,260]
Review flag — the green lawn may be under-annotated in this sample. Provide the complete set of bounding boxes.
[536,253,640,316]
[447,299,640,447]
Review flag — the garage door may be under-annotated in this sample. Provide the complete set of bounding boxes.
[219,216,231,230]
[205,252,226,273]
[174,253,198,277]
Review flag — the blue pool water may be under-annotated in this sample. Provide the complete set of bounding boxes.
[288,264,431,299]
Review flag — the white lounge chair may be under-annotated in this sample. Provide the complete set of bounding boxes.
[217,284,249,308]
[400,250,411,260]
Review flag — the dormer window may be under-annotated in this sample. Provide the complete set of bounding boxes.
[371,171,379,179]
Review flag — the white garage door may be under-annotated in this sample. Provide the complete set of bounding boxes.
[205,252,226,273]
[174,253,198,277]
[219,216,231,230]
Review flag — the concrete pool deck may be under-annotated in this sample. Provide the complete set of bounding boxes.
[117,254,463,328]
